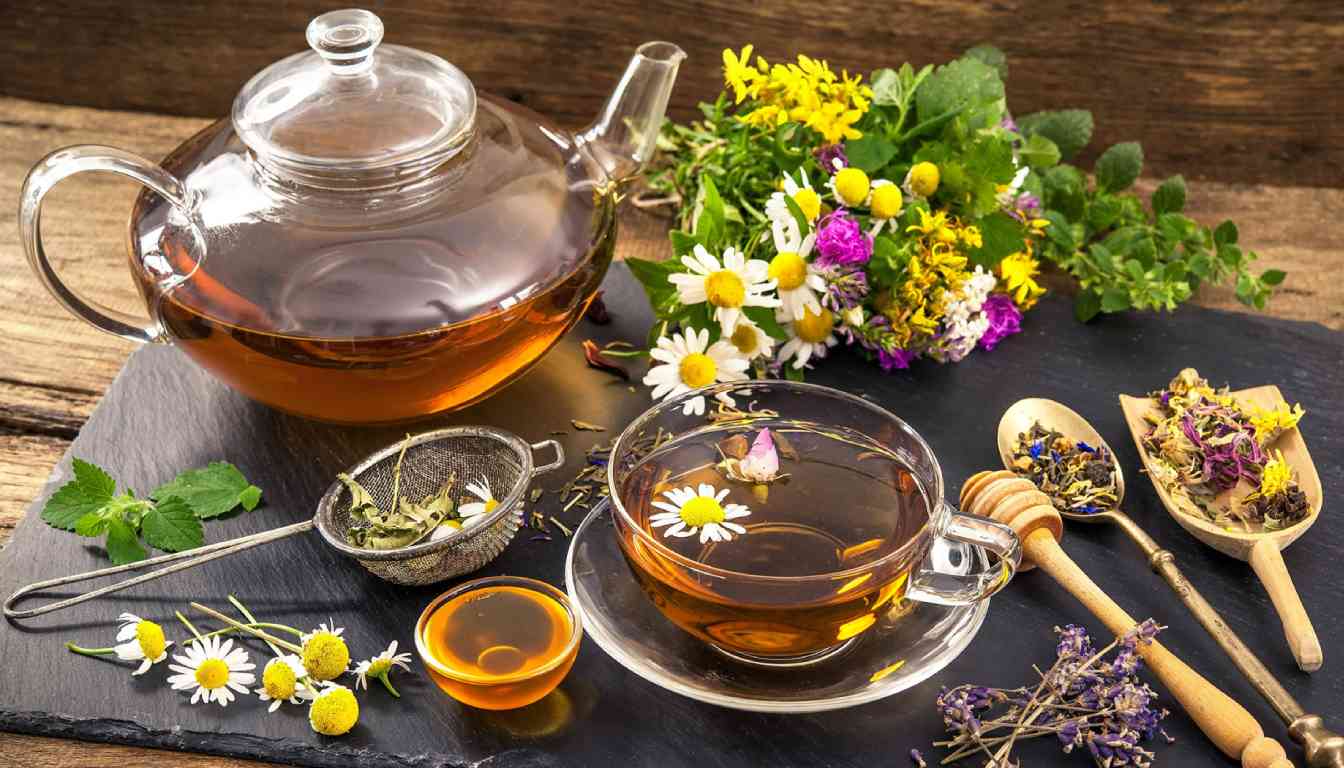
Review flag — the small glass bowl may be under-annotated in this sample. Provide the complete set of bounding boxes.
[414,575,582,710]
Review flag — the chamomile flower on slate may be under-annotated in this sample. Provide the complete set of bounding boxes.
[768,216,825,322]
[669,244,779,337]
[643,327,750,416]
[301,621,350,682]
[113,612,171,675]
[166,635,256,707]
[777,306,839,369]
[650,483,751,543]
[309,682,360,736]
[458,477,499,527]
[353,640,414,697]
[255,654,314,713]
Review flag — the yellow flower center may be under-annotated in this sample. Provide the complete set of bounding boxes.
[1258,452,1292,498]
[796,307,835,344]
[309,687,360,736]
[263,659,298,701]
[367,658,393,677]
[769,252,809,291]
[834,167,870,207]
[680,496,727,527]
[484,499,499,514]
[704,270,746,308]
[792,188,822,221]
[195,658,230,690]
[678,353,718,388]
[730,324,760,356]
[870,185,903,220]
[135,620,166,660]
[302,632,351,682]
[908,162,940,197]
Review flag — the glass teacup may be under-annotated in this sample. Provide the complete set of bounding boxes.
[607,381,1021,667]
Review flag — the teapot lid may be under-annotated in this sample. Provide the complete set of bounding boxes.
[231,9,476,184]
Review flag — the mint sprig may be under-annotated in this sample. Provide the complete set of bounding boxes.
[41,459,262,564]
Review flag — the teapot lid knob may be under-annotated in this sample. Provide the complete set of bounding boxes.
[306,9,384,75]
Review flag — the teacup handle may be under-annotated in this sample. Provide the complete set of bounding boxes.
[19,145,193,343]
[905,504,1021,606]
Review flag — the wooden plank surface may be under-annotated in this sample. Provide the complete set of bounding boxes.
[2,1,1341,187]
[0,90,1340,766]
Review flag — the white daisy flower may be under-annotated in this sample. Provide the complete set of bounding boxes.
[777,305,839,369]
[643,327,750,416]
[458,477,498,526]
[649,483,752,543]
[669,244,779,337]
[166,635,256,707]
[826,165,872,208]
[866,179,904,237]
[768,216,826,321]
[112,612,172,676]
[765,169,822,226]
[255,654,314,713]
[353,640,414,697]
[726,315,775,360]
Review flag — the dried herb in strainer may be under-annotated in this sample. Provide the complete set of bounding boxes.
[1011,422,1118,515]
[340,437,459,550]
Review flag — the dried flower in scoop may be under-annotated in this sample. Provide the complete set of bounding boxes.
[1011,422,1118,515]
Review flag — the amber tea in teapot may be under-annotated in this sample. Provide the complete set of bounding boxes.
[21,10,684,423]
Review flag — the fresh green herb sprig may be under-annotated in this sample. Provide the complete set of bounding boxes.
[41,458,262,564]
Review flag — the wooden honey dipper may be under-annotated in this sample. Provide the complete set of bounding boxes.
[962,470,1294,768]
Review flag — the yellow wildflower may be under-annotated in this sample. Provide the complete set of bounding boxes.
[722,45,760,103]
[906,208,956,244]
[959,226,983,249]
[732,52,871,140]
[999,251,1046,309]
[807,101,864,144]
[1250,402,1305,444]
[1252,451,1293,499]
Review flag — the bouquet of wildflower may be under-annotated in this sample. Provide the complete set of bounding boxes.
[627,45,1284,407]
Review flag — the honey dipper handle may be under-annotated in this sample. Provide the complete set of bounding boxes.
[1023,529,1276,766]
[1249,538,1323,673]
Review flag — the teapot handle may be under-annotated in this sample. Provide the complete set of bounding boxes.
[19,145,193,343]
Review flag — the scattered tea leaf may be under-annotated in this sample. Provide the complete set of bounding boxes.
[572,420,607,432]
[718,434,750,460]
[773,431,799,461]
[582,339,630,380]
[549,516,574,537]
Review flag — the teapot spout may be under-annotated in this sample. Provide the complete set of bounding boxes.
[579,42,685,183]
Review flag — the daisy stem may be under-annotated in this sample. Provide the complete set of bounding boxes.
[175,610,205,641]
[191,602,302,654]
[183,622,301,644]
[64,641,116,656]
[377,672,401,698]
[228,594,281,658]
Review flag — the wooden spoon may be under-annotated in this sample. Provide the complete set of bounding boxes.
[1119,386,1324,672]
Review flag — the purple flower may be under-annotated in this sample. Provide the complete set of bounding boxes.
[820,266,869,311]
[815,143,848,172]
[909,748,927,767]
[879,347,917,371]
[1000,114,1019,133]
[813,211,872,268]
[978,293,1023,351]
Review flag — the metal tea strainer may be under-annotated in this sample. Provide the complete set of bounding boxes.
[4,427,563,620]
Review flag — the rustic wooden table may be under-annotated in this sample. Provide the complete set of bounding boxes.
[0,88,1340,765]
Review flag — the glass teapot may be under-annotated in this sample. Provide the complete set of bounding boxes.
[19,10,684,424]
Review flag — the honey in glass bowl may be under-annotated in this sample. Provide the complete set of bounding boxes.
[415,576,582,710]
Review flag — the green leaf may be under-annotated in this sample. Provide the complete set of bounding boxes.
[1151,175,1187,215]
[1042,211,1076,250]
[694,177,726,246]
[782,194,811,240]
[783,364,805,382]
[1214,220,1239,246]
[1260,269,1287,286]
[1086,194,1124,231]
[150,461,262,520]
[42,458,117,531]
[743,306,787,340]
[141,496,205,552]
[1017,134,1060,170]
[1074,291,1102,322]
[963,44,1008,81]
[627,256,682,313]
[104,518,147,565]
[969,212,1027,268]
[1041,165,1086,222]
[844,133,898,174]
[74,512,109,537]
[915,56,1005,132]
[869,67,902,106]
[1094,142,1143,193]
[1100,287,1131,313]
[1015,110,1094,161]
[669,230,700,258]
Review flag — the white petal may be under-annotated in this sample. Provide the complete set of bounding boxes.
[114,641,143,661]
[133,658,153,676]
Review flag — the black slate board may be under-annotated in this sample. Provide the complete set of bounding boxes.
[1,264,1341,768]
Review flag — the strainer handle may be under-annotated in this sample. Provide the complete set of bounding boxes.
[530,440,566,474]
[3,520,314,620]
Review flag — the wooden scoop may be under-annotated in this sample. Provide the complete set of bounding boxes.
[1119,386,1324,672]
[961,471,1293,768]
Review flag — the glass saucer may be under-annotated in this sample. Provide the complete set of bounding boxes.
[564,500,990,713]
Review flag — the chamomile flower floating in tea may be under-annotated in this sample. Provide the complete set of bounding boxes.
[649,483,751,543]
[777,306,839,369]
[669,244,780,337]
[309,682,360,736]
[643,328,750,416]
[301,621,351,682]
[458,477,500,527]
[166,635,256,707]
[255,654,313,713]
[353,641,413,697]
[767,217,825,322]
[114,612,171,675]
